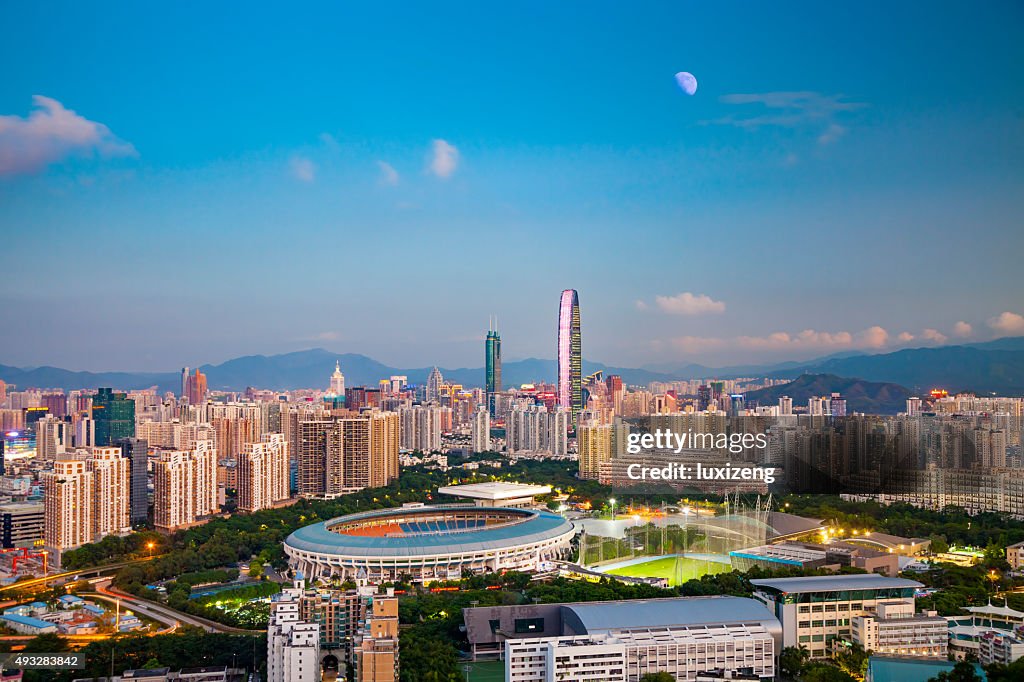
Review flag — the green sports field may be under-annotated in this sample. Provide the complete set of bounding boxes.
[464,660,504,682]
[604,556,732,586]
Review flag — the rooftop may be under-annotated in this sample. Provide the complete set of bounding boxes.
[561,595,779,635]
[750,574,923,593]
[285,505,575,557]
[437,482,552,500]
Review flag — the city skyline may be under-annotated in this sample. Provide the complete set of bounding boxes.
[1,2,1022,371]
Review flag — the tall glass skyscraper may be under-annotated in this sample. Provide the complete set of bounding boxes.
[93,387,135,446]
[485,321,502,417]
[557,289,582,425]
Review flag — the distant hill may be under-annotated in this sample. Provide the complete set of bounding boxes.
[745,373,913,414]
[0,349,682,393]
[769,343,1024,394]
[3,337,1022,395]
[0,364,173,392]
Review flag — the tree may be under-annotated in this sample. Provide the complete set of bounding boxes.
[928,660,983,682]
[142,657,163,669]
[801,663,856,682]
[779,646,809,678]
[640,673,675,682]
[834,642,869,678]
[248,561,264,580]
[21,632,70,653]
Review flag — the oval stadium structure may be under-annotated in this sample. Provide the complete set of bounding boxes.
[284,504,577,583]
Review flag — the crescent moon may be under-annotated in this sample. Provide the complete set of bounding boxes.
[674,71,698,96]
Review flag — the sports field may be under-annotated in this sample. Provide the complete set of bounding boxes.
[464,660,504,682]
[604,555,732,586]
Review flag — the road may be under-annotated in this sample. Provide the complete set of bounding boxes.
[92,580,262,635]
[0,555,161,594]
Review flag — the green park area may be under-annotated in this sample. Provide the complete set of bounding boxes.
[604,555,732,586]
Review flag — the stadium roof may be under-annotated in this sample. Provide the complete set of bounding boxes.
[437,482,552,500]
[561,596,778,635]
[285,505,575,558]
[750,574,923,593]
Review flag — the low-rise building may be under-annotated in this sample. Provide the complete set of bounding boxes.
[851,600,947,658]
[1007,539,1024,570]
[750,574,924,658]
[466,595,780,681]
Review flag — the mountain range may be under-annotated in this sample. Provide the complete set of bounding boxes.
[2,337,1023,395]
[744,373,913,414]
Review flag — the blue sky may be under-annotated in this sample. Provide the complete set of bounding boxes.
[2,1,1023,371]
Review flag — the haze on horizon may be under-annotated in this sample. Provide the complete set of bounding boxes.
[1,2,1023,373]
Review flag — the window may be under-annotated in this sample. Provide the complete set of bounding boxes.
[489,619,501,634]
[514,618,544,634]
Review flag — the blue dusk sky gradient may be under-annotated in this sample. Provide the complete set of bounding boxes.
[1,1,1023,372]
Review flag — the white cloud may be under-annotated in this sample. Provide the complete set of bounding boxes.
[0,95,136,176]
[634,300,648,311]
[988,311,1024,336]
[857,325,889,348]
[319,132,340,150]
[953,321,973,338]
[289,156,316,182]
[817,123,847,145]
[429,139,459,178]
[377,160,399,186]
[736,329,855,350]
[653,292,726,315]
[669,325,893,355]
[897,332,915,343]
[921,328,948,344]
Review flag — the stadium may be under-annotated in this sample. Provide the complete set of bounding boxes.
[284,503,577,583]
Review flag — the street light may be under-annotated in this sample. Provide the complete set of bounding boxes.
[146,542,155,559]
[609,498,616,520]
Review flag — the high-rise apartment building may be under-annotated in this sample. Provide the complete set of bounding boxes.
[86,447,131,539]
[297,413,400,498]
[354,594,399,682]
[485,322,502,417]
[93,388,135,446]
[506,404,569,456]
[74,417,95,447]
[268,598,321,682]
[35,415,70,459]
[153,439,218,532]
[578,422,612,480]
[238,433,290,513]
[471,407,490,453]
[556,289,582,425]
[42,459,94,563]
[398,405,444,453]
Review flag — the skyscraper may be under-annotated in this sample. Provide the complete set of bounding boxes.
[93,388,135,446]
[426,367,444,404]
[118,437,150,526]
[184,368,208,405]
[485,320,502,417]
[329,361,346,397]
[557,289,582,425]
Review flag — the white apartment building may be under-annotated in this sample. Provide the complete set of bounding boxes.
[851,600,947,658]
[153,439,218,532]
[751,574,925,659]
[238,433,290,513]
[471,408,490,453]
[86,447,131,539]
[267,600,321,682]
